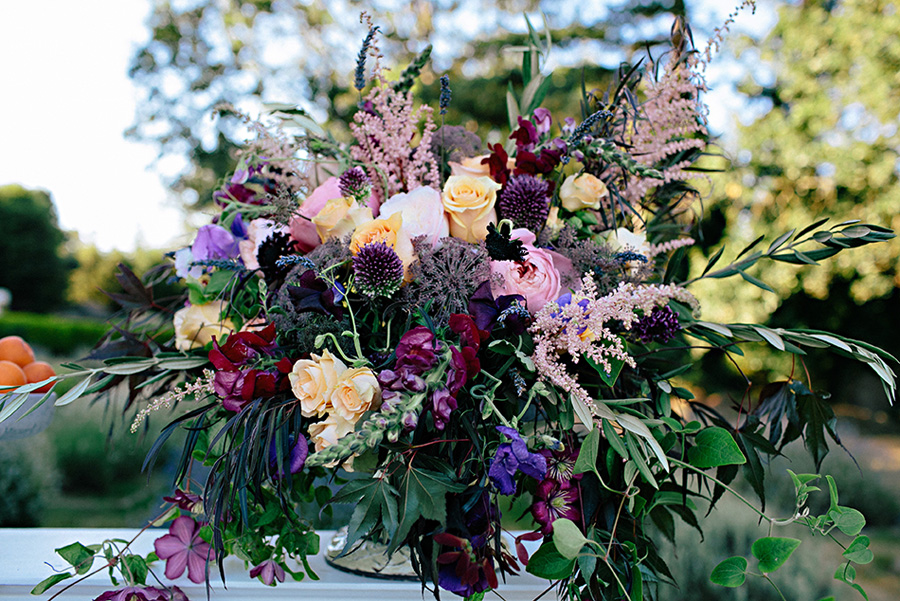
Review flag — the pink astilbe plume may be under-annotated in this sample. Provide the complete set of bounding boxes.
[530,277,698,414]
[350,84,440,209]
[619,58,708,205]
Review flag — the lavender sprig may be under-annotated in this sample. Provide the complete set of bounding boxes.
[439,75,451,115]
[354,25,380,91]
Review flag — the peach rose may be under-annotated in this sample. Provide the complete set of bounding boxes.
[449,155,491,178]
[378,186,449,248]
[330,367,381,423]
[312,197,373,243]
[289,350,348,418]
[290,177,343,252]
[490,229,562,313]
[442,175,501,243]
[173,301,235,351]
[559,173,610,212]
[308,414,356,453]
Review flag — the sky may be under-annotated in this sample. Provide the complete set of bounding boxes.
[0,0,778,254]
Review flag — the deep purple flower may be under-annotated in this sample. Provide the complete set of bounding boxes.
[287,270,344,320]
[510,116,539,151]
[435,533,497,598]
[268,435,309,478]
[192,225,240,262]
[153,517,212,584]
[94,586,187,601]
[352,241,404,298]
[394,326,439,373]
[230,213,248,239]
[468,281,528,334]
[250,559,286,586]
[497,174,552,232]
[488,426,547,495]
[446,347,468,395]
[632,305,682,343]
[531,479,581,534]
[431,387,457,431]
[339,166,372,202]
[540,447,581,484]
[213,370,246,412]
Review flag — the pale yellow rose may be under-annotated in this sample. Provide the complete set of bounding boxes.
[559,173,610,212]
[308,414,356,453]
[441,175,501,243]
[289,350,348,418]
[330,367,381,423]
[313,197,373,242]
[448,155,492,178]
[173,301,235,351]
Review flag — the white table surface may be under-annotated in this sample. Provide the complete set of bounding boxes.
[0,529,551,601]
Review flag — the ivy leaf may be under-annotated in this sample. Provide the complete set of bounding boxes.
[552,518,589,560]
[687,427,746,469]
[829,507,866,537]
[752,537,801,573]
[526,541,576,579]
[710,556,747,587]
[843,536,874,565]
[834,564,869,601]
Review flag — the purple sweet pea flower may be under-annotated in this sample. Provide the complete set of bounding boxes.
[230,213,248,239]
[468,281,528,334]
[192,224,240,261]
[268,435,309,478]
[488,426,547,495]
[250,559,286,586]
[533,108,552,136]
[446,347,468,395]
[395,326,439,373]
[213,370,248,412]
[153,517,212,584]
[431,387,457,431]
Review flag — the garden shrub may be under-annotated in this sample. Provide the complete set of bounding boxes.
[0,434,59,526]
[0,311,107,356]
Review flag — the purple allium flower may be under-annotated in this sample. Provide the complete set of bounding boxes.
[192,225,240,262]
[339,166,372,202]
[632,305,681,343]
[250,559,286,586]
[153,517,212,584]
[496,174,551,232]
[268,435,309,478]
[431,387,457,431]
[531,479,581,534]
[352,241,404,298]
[489,426,547,495]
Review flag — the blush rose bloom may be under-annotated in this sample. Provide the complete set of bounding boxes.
[173,301,235,351]
[378,186,449,248]
[442,175,501,243]
[312,197,373,243]
[289,350,348,418]
[330,367,381,423]
[308,414,356,453]
[289,177,343,252]
[448,155,492,178]
[559,173,610,212]
[239,218,289,270]
[490,229,565,313]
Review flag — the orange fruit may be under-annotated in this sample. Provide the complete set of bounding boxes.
[0,360,27,388]
[23,361,56,393]
[0,336,35,368]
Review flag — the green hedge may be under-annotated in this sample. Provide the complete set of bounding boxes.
[0,311,108,355]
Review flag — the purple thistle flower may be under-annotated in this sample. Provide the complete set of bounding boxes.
[497,174,551,232]
[153,517,212,584]
[339,166,372,203]
[632,305,682,343]
[489,426,547,495]
[353,241,404,298]
[250,559,286,586]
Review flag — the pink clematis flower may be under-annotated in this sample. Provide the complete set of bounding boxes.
[250,559,286,586]
[153,517,212,584]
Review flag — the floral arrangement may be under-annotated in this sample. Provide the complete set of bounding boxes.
[4,11,897,601]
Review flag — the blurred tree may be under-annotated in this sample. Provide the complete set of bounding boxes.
[693,0,900,405]
[0,185,74,313]
[127,0,686,208]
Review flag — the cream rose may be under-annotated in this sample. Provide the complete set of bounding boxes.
[312,197,373,242]
[490,229,563,313]
[607,227,650,255]
[448,155,491,178]
[289,350,348,418]
[308,414,356,453]
[559,173,610,212]
[442,175,501,243]
[330,367,381,423]
[378,186,449,248]
[173,301,235,351]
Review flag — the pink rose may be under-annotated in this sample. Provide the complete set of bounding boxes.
[490,229,565,313]
[378,186,449,248]
[289,177,343,252]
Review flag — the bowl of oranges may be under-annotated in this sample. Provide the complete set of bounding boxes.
[0,335,56,440]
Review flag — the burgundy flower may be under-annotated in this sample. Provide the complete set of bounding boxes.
[435,533,498,598]
[163,489,203,513]
[446,347,468,395]
[287,270,344,320]
[531,479,581,534]
[510,116,539,151]
[483,143,510,186]
[448,314,485,352]
[394,326,439,373]
[213,370,246,412]
[153,517,212,584]
[250,559,286,586]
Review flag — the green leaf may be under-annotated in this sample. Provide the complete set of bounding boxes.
[585,351,625,387]
[603,419,628,459]
[573,427,601,479]
[752,537,801,573]
[767,229,795,254]
[834,564,869,601]
[687,427,747,469]
[56,542,95,575]
[843,536,874,565]
[31,572,73,595]
[710,556,747,587]
[829,507,866,537]
[526,541,576,580]
[121,555,149,585]
[391,467,465,553]
[54,375,94,406]
[738,269,776,293]
[552,518,589,560]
